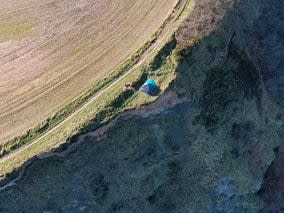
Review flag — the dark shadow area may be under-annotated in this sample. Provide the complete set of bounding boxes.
[257,127,284,212]
[175,0,284,211]
[148,87,162,97]
[149,35,177,71]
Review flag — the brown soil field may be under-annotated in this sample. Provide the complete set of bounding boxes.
[0,0,178,143]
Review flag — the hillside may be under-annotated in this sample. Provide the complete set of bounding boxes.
[0,0,192,178]
[0,0,283,212]
[0,0,178,143]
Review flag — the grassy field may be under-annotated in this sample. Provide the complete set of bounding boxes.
[0,0,195,178]
[0,0,178,143]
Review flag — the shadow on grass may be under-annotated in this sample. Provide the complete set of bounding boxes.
[148,87,162,97]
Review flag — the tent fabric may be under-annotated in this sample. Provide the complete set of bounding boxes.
[140,83,155,94]
[146,79,157,87]
[140,79,157,95]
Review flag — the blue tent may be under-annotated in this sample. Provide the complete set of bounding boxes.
[146,79,157,87]
[140,79,158,95]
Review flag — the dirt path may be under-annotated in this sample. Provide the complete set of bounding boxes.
[0,0,189,164]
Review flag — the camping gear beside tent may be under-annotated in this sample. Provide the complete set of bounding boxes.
[140,79,158,95]
[123,82,134,91]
